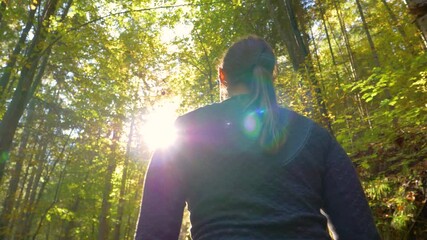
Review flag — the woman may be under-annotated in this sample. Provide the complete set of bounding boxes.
[135,36,380,239]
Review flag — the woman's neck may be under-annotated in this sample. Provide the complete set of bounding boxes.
[228,84,250,97]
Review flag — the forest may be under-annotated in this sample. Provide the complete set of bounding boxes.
[0,0,426,239]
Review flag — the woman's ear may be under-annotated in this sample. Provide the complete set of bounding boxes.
[218,67,227,87]
[218,67,228,101]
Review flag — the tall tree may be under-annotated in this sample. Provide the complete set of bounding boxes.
[355,0,380,67]
[98,123,122,240]
[0,0,67,182]
[113,117,134,240]
[407,0,427,42]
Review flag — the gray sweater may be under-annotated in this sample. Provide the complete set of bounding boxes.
[135,95,381,240]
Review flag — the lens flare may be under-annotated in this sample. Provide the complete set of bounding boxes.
[242,110,263,139]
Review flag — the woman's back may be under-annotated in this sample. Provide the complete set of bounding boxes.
[136,95,380,239]
[177,95,330,239]
[135,36,380,240]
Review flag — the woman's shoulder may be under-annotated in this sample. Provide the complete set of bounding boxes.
[175,98,242,129]
[277,107,334,161]
[278,107,330,136]
[175,102,224,128]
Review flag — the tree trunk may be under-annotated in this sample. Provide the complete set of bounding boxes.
[62,197,81,240]
[283,0,333,133]
[0,0,59,183]
[0,0,6,24]
[10,139,35,237]
[194,30,214,103]
[14,93,59,239]
[98,125,121,240]
[317,0,341,83]
[0,5,37,98]
[0,52,50,239]
[63,130,100,239]
[0,100,36,239]
[332,0,374,128]
[333,0,359,80]
[381,0,408,39]
[18,140,48,239]
[309,22,325,92]
[113,118,134,240]
[125,172,144,240]
[32,153,70,240]
[355,0,380,67]
[266,0,333,131]
[266,0,310,110]
[266,0,299,69]
[407,0,427,46]
[62,171,90,240]
[356,0,399,127]
[17,158,37,238]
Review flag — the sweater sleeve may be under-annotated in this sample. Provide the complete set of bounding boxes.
[322,137,381,240]
[134,148,186,240]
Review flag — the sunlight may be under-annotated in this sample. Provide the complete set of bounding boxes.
[142,101,179,151]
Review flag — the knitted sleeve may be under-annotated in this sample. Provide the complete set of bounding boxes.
[134,148,186,240]
[322,137,381,240]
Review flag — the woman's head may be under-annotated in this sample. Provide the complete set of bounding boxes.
[219,35,276,97]
[219,36,284,154]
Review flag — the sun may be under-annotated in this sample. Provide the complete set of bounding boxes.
[142,101,179,151]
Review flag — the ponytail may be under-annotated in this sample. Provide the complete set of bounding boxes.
[222,35,286,153]
[247,65,284,154]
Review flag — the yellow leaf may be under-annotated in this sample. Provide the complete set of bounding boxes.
[30,0,39,10]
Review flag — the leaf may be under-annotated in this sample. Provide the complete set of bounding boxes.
[232,0,242,6]
[411,78,426,87]
[388,99,397,107]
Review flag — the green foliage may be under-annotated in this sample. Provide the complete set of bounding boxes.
[0,0,426,239]
[363,173,424,238]
[47,206,75,222]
